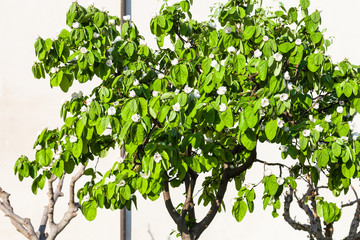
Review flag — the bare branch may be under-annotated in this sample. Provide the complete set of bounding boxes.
[0,187,38,240]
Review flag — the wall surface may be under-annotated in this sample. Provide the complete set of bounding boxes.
[0,0,359,239]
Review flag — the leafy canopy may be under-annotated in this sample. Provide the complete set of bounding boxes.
[17,0,360,234]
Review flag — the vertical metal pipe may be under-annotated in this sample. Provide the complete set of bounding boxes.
[120,1,132,239]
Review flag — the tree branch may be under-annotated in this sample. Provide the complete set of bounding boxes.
[0,187,38,240]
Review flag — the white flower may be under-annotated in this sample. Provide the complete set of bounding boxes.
[217,86,227,95]
[71,92,79,99]
[277,119,285,128]
[227,46,236,53]
[174,89,180,95]
[193,89,200,99]
[309,115,316,123]
[279,93,289,101]
[108,106,116,116]
[284,126,290,132]
[153,152,162,163]
[80,47,87,54]
[325,115,332,122]
[158,73,165,79]
[78,91,83,98]
[133,79,140,86]
[72,22,79,29]
[35,145,42,151]
[273,53,283,62]
[129,90,136,98]
[184,85,193,94]
[50,67,59,74]
[54,154,61,160]
[108,47,114,53]
[184,42,191,49]
[82,195,90,202]
[259,109,266,117]
[295,38,302,46]
[109,19,115,25]
[113,36,121,43]
[69,136,78,143]
[123,15,131,21]
[315,125,323,132]
[209,53,215,59]
[171,58,178,65]
[224,27,232,34]
[173,103,181,112]
[113,101,119,106]
[245,183,252,190]
[131,114,140,122]
[254,49,262,58]
[117,180,126,187]
[287,82,293,90]
[337,106,344,114]
[352,132,359,141]
[264,169,272,176]
[196,148,202,155]
[140,172,149,179]
[117,157,124,163]
[277,177,284,185]
[313,102,319,109]
[302,129,311,137]
[219,103,227,112]
[261,98,270,107]
[284,71,291,81]
[88,2,95,7]
[220,59,226,67]
[342,136,349,141]
[263,35,269,42]
[152,91,159,97]
[80,106,87,112]
[339,100,345,106]
[106,60,113,67]
[209,22,216,28]
[151,12,157,18]
[86,98,93,106]
[211,60,219,68]
[93,32,99,39]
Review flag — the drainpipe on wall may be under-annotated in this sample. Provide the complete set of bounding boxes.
[119,2,132,240]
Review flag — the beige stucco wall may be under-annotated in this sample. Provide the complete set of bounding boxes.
[0,0,360,239]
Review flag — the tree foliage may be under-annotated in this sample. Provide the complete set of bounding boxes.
[13,0,360,239]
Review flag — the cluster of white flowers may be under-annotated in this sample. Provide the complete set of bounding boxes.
[273,53,283,62]
[184,42,191,49]
[106,59,113,67]
[210,60,219,68]
[277,119,284,128]
[171,58,178,65]
[153,152,162,163]
[108,106,116,116]
[261,98,270,107]
[123,15,131,21]
[302,129,311,137]
[279,93,289,102]
[131,114,140,122]
[263,35,269,42]
[254,49,262,58]
[173,103,181,112]
[69,136,78,143]
[184,85,193,94]
[72,22,79,29]
[129,90,136,98]
[133,79,140,86]
[219,103,227,112]
[217,86,227,95]
[224,27,232,34]
[227,46,236,53]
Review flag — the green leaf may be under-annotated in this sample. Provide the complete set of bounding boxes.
[244,26,256,40]
[342,162,355,178]
[94,12,105,27]
[241,129,257,151]
[279,42,295,53]
[209,31,218,48]
[299,135,309,150]
[96,116,110,135]
[72,138,83,158]
[232,200,247,222]
[81,200,97,221]
[244,106,258,128]
[265,175,278,196]
[36,149,53,167]
[180,0,190,12]
[331,142,342,157]
[265,119,277,141]
[220,108,234,128]
[317,149,329,168]
[51,71,64,87]
[300,0,310,9]
[257,60,268,81]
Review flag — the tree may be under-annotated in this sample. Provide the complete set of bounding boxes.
[3,0,360,239]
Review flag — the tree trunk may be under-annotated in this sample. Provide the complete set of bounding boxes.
[181,232,195,240]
